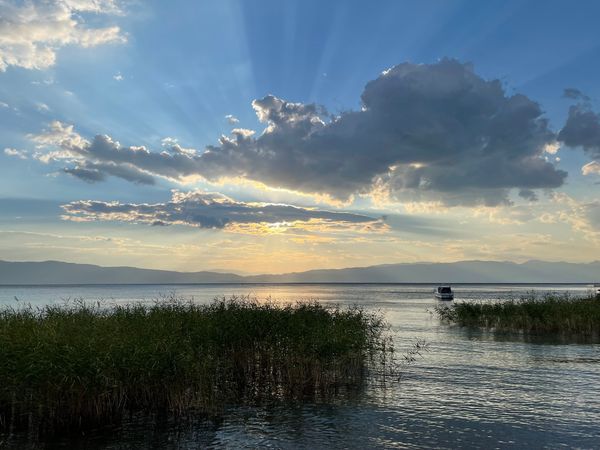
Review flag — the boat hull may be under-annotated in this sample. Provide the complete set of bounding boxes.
[434,293,454,301]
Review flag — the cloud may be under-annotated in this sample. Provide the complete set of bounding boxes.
[225,114,239,124]
[29,120,89,162]
[518,189,538,201]
[30,120,88,149]
[63,166,106,183]
[543,142,560,154]
[113,72,123,81]
[582,161,600,176]
[545,193,600,243]
[199,59,565,206]
[563,88,590,101]
[558,99,600,166]
[586,201,600,229]
[0,229,189,262]
[557,93,600,176]
[31,78,54,85]
[4,147,28,159]
[61,189,384,232]
[28,122,156,184]
[64,161,155,184]
[0,0,126,71]
[29,60,566,206]
[30,125,205,178]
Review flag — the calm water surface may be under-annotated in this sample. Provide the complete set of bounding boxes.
[1,283,599,449]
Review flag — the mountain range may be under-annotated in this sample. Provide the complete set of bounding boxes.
[1,260,599,284]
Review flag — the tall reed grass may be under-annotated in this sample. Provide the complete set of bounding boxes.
[0,296,394,436]
[435,293,600,336]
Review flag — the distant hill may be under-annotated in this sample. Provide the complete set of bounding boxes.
[0,260,244,285]
[0,259,598,285]
[246,260,600,283]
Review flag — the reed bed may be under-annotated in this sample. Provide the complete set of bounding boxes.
[435,293,600,335]
[0,296,393,436]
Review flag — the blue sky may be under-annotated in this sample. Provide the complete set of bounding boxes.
[1,0,599,273]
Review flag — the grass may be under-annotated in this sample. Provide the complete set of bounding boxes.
[435,293,600,336]
[0,296,394,436]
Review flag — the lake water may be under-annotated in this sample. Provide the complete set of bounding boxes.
[1,283,599,449]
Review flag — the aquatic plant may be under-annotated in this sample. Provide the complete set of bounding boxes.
[0,296,394,436]
[435,293,600,336]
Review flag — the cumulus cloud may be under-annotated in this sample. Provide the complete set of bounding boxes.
[0,0,126,71]
[29,124,208,180]
[30,120,88,149]
[29,121,157,184]
[557,91,600,177]
[28,120,88,163]
[61,190,384,232]
[558,97,600,167]
[196,59,565,206]
[29,60,567,206]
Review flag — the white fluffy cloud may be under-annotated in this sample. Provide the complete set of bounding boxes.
[0,0,126,71]
[28,120,88,163]
[582,161,600,176]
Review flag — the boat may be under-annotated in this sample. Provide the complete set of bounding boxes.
[434,285,454,301]
[595,284,600,296]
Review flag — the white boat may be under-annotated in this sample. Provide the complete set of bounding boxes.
[434,285,454,301]
[595,284,600,296]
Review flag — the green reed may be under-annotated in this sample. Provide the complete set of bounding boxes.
[435,293,600,335]
[0,296,394,436]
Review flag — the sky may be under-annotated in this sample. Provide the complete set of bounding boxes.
[1,0,600,274]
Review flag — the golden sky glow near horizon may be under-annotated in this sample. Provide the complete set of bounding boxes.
[0,190,598,274]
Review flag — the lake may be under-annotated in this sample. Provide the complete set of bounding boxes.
[1,283,599,449]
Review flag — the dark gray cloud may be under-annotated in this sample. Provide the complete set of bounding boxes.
[563,88,590,101]
[518,189,538,201]
[61,190,383,231]
[66,135,205,180]
[197,59,566,205]
[64,166,106,183]
[64,162,155,185]
[558,102,600,162]
[39,59,567,206]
